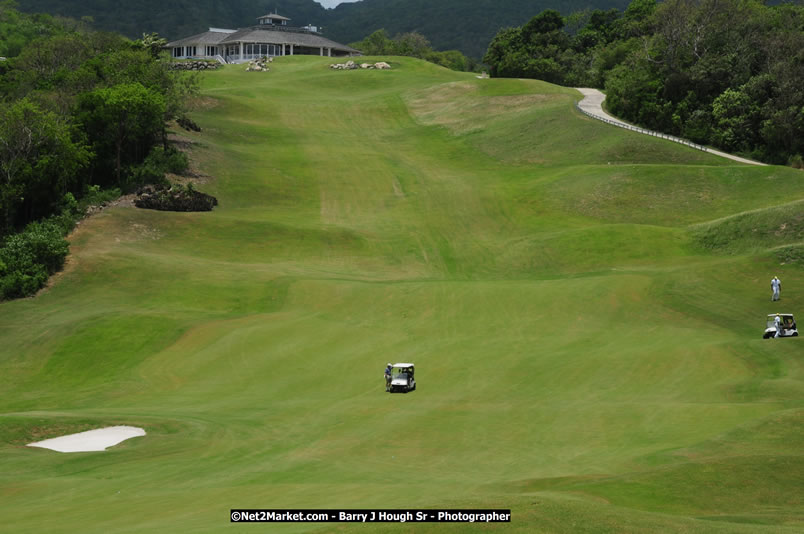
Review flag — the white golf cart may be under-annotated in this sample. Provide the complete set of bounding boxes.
[763,313,798,339]
[389,363,416,393]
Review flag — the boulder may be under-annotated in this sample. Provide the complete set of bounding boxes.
[135,185,218,212]
[374,62,391,69]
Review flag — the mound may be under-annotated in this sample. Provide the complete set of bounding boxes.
[691,199,804,254]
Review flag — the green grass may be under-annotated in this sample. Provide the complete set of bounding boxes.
[691,199,804,254]
[1,56,803,533]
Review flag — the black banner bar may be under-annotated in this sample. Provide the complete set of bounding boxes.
[230,509,511,523]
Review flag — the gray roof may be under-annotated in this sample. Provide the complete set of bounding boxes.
[222,28,359,52]
[258,14,290,21]
[167,26,359,53]
[166,30,231,48]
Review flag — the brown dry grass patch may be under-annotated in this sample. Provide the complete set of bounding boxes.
[406,81,557,135]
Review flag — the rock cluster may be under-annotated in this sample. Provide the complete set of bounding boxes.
[135,185,218,212]
[170,61,221,71]
[330,60,391,70]
[246,57,272,72]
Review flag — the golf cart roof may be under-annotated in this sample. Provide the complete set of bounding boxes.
[767,313,794,318]
[393,363,414,368]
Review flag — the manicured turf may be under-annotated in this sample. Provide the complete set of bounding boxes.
[1,56,802,533]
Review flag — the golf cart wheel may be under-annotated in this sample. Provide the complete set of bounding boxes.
[793,332,799,337]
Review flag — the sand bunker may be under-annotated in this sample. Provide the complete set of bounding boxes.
[27,426,145,453]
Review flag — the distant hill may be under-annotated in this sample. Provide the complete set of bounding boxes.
[15,1,330,47]
[321,0,631,58]
[18,0,631,58]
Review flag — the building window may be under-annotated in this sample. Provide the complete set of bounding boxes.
[206,46,216,56]
[173,47,182,58]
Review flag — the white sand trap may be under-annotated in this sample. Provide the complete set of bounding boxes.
[27,426,145,453]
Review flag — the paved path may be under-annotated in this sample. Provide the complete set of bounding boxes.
[575,88,767,166]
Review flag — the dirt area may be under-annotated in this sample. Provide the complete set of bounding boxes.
[166,132,214,187]
[35,130,214,297]
[188,95,220,111]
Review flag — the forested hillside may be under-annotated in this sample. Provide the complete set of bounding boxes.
[16,0,328,48]
[17,0,631,58]
[321,0,631,58]
[0,3,196,299]
[484,0,804,166]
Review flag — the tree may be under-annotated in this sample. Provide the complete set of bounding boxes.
[483,27,523,77]
[135,32,168,58]
[394,32,431,58]
[351,28,473,72]
[0,0,61,58]
[711,87,760,152]
[350,29,395,55]
[0,98,89,233]
[76,83,165,188]
[522,10,564,40]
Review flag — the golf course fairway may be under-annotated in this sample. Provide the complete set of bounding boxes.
[1,56,802,533]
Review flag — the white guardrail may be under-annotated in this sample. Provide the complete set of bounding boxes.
[575,102,709,153]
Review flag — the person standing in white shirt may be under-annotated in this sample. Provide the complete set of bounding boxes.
[771,276,781,301]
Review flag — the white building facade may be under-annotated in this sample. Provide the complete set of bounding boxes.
[166,13,359,63]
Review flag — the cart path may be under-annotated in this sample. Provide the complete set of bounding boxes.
[575,88,767,166]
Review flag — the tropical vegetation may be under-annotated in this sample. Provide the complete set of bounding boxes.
[0,1,195,298]
[349,29,476,71]
[483,0,804,165]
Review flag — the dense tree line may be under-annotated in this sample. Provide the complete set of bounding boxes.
[484,0,804,166]
[349,29,476,71]
[18,0,632,59]
[0,1,196,298]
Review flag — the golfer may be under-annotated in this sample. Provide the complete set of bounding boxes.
[771,276,781,301]
[774,314,783,338]
[384,363,392,391]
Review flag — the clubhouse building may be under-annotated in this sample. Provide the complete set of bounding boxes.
[165,13,360,63]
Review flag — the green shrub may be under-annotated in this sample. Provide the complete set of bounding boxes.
[0,219,69,300]
[0,265,48,300]
[157,147,189,175]
[124,147,187,192]
[126,162,168,192]
[81,185,122,208]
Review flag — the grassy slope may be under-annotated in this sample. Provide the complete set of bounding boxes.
[0,56,802,533]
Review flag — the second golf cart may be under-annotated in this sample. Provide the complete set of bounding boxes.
[763,313,798,338]
[389,363,416,393]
